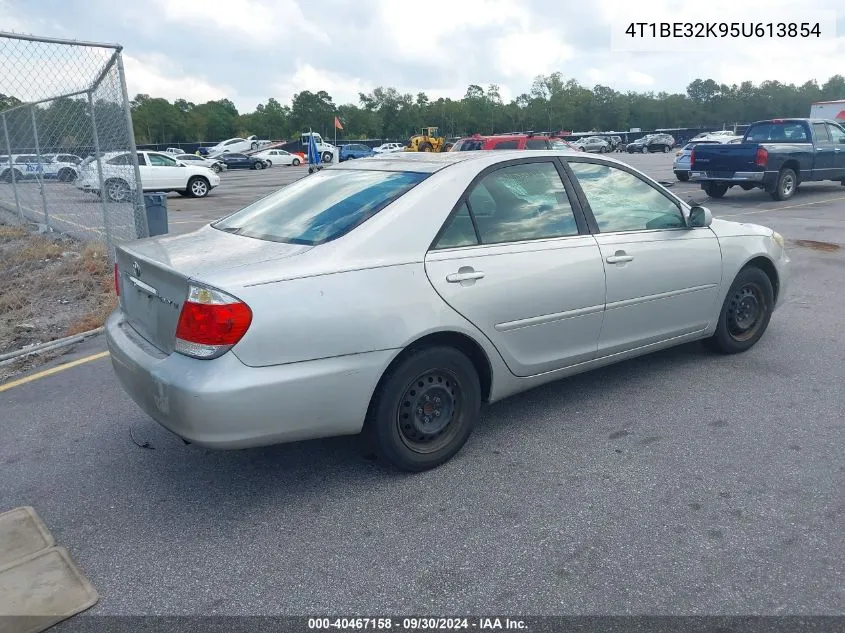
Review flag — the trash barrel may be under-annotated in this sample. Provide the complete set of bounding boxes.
[143,193,169,237]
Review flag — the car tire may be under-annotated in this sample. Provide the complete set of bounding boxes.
[265,159,273,166]
[250,142,258,150]
[252,161,264,170]
[704,182,728,198]
[104,178,129,202]
[704,266,774,354]
[211,164,221,173]
[675,171,690,182]
[57,168,77,182]
[292,157,300,166]
[365,346,481,472]
[642,146,648,153]
[187,176,210,198]
[321,151,333,163]
[663,146,670,153]
[770,167,797,201]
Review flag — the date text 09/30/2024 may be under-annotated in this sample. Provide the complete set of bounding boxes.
[307,617,528,630]
[624,22,822,38]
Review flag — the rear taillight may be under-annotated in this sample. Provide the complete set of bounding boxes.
[114,263,120,296]
[689,149,695,165]
[755,147,768,167]
[174,285,252,359]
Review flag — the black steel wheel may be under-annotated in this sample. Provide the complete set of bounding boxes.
[705,267,774,354]
[365,346,481,472]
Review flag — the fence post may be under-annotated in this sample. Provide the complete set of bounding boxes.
[115,51,148,239]
[88,91,114,253]
[1,112,24,223]
[30,105,50,230]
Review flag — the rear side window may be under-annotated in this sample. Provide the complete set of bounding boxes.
[213,169,428,245]
[107,153,132,165]
[491,140,519,150]
[525,139,549,149]
[435,162,578,248]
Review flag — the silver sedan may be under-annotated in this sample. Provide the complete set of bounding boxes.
[107,150,790,472]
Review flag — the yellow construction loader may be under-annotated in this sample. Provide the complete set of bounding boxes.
[405,127,453,152]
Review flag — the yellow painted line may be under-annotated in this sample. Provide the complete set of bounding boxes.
[721,195,845,218]
[0,351,110,393]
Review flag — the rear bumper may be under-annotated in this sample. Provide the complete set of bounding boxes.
[690,170,774,186]
[105,311,395,449]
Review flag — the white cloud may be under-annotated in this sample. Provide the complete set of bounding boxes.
[122,54,234,104]
[496,31,574,79]
[150,0,329,45]
[273,64,372,106]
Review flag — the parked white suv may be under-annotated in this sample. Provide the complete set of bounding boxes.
[204,135,269,156]
[76,151,220,201]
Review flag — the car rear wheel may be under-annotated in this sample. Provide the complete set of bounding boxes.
[365,346,481,472]
[642,146,648,153]
[291,157,300,166]
[211,163,221,173]
[252,161,264,170]
[675,171,690,182]
[663,146,670,153]
[187,176,209,198]
[250,142,258,150]
[704,182,728,198]
[105,178,129,202]
[57,168,76,182]
[771,168,797,201]
[705,266,774,354]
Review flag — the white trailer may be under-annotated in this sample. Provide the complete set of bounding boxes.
[810,100,845,121]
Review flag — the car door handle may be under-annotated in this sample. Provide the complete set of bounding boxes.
[446,269,485,283]
[606,252,634,264]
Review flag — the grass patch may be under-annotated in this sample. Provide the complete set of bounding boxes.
[0,221,116,379]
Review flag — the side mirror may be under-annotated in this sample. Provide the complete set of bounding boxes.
[689,205,712,228]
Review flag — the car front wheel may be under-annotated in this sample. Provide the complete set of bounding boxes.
[705,266,774,354]
[105,178,129,202]
[365,346,481,472]
[187,176,210,198]
[291,157,301,166]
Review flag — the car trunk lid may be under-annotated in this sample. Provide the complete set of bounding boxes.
[116,225,311,354]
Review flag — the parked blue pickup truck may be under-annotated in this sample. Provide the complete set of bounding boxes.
[690,118,845,201]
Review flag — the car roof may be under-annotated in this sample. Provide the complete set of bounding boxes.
[329,148,604,173]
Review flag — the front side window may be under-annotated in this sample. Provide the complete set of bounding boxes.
[213,169,428,245]
[452,162,578,245]
[826,123,845,144]
[568,162,685,233]
[148,153,177,167]
[813,123,831,142]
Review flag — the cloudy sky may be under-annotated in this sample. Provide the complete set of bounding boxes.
[1,0,843,112]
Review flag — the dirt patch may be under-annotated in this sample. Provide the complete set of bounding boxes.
[789,239,840,252]
[0,221,115,382]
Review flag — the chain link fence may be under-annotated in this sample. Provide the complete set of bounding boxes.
[0,32,148,250]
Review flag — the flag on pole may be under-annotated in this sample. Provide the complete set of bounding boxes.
[334,116,343,130]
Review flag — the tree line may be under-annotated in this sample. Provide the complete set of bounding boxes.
[3,73,845,149]
[129,74,845,144]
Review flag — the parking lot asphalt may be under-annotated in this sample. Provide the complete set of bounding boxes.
[2,152,844,616]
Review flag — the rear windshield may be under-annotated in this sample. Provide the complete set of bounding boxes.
[212,169,428,245]
[745,122,809,143]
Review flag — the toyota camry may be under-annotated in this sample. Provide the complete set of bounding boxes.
[107,150,789,472]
